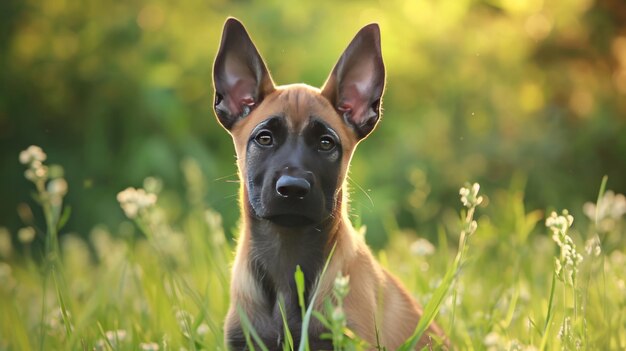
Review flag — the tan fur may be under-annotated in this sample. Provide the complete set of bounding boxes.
[225,84,447,349]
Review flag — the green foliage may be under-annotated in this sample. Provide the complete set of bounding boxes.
[1,0,625,243]
[1,0,626,349]
[2,149,625,350]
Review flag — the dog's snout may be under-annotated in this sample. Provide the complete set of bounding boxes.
[276,175,311,198]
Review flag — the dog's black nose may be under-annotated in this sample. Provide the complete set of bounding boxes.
[276,175,311,198]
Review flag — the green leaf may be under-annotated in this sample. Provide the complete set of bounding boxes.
[57,205,72,231]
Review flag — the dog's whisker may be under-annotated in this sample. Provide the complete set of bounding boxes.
[212,173,239,182]
[347,175,375,208]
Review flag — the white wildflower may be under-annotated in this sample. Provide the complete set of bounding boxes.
[583,190,626,233]
[140,342,160,351]
[18,227,36,244]
[175,308,193,337]
[47,178,68,197]
[24,163,48,182]
[105,329,127,346]
[46,308,72,335]
[583,190,626,221]
[547,209,582,286]
[117,187,157,219]
[47,178,69,207]
[584,235,602,257]
[546,210,574,236]
[196,323,210,336]
[483,331,501,347]
[19,145,47,165]
[20,146,50,184]
[557,324,582,350]
[410,237,435,256]
[557,316,572,341]
[333,273,350,299]
[459,182,484,208]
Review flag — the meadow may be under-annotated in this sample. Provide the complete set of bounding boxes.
[0,145,625,350]
[1,0,626,350]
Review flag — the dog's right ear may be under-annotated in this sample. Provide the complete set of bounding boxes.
[213,18,275,130]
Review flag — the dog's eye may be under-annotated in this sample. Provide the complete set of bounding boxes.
[255,130,273,146]
[319,135,335,151]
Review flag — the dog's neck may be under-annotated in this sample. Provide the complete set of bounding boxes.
[243,191,346,310]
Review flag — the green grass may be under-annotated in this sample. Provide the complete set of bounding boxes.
[1,154,625,350]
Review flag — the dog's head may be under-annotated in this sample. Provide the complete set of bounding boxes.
[213,18,385,228]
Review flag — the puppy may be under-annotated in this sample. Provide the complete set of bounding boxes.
[212,17,447,350]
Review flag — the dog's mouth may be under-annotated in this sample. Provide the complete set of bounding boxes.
[266,214,316,228]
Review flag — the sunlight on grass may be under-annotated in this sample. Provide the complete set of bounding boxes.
[0,147,625,350]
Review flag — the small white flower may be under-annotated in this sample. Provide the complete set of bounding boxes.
[554,258,562,276]
[547,210,582,286]
[459,182,483,208]
[410,237,435,256]
[117,187,157,219]
[483,331,501,347]
[18,227,36,244]
[583,190,626,220]
[105,329,127,346]
[48,178,69,207]
[196,323,210,337]
[583,190,626,233]
[174,308,193,337]
[24,164,48,182]
[333,273,350,299]
[19,145,47,165]
[48,178,68,197]
[140,342,160,351]
[585,234,602,257]
[557,316,571,340]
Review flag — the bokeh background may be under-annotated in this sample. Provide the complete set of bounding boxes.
[1,0,625,247]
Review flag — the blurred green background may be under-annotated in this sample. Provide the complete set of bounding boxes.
[1,0,625,247]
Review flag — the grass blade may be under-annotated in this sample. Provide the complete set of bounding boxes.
[398,264,456,350]
[237,305,269,351]
[297,243,337,351]
[295,265,306,322]
[278,298,295,351]
[594,175,608,225]
[544,272,557,334]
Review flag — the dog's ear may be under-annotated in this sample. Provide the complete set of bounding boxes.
[213,18,275,130]
[321,24,385,139]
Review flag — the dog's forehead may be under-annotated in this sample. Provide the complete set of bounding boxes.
[234,84,350,139]
[263,84,338,130]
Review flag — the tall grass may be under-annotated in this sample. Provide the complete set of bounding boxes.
[0,148,625,350]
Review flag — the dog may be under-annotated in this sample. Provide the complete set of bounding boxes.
[213,17,447,350]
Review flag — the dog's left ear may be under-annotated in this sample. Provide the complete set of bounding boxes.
[213,18,275,130]
[321,24,385,139]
